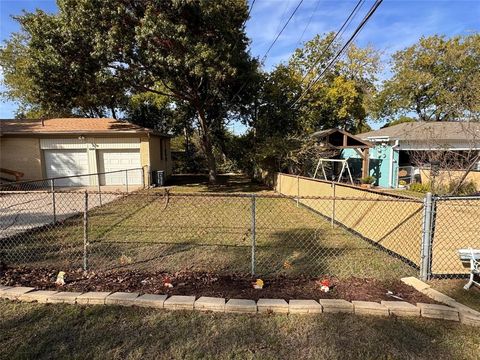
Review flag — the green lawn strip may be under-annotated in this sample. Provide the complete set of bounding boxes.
[162,174,271,194]
[0,300,478,360]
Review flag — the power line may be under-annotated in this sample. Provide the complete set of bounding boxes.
[227,0,304,107]
[231,0,257,53]
[246,0,256,22]
[300,0,365,85]
[297,0,322,45]
[290,0,383,109]
[248,0,256,15]
[260,0,305,64]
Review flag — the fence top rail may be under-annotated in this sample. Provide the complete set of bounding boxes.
[0,167,147,188]
[2,189,424,202]
[0,190,51,195]
[435,195,480,201]
[276,172,421,201]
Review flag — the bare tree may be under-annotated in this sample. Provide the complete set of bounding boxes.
[407,122,480,195]
[285,136,340,177]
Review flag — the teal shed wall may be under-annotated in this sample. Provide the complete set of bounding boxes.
[342,142,398,188]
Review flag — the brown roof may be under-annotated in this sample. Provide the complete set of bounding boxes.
[311,128,372,148]
[358,121,480,142]
[0,118,169,137]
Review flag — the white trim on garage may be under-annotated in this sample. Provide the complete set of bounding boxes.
[40,137,141,150]
[40,138,87,149]
[93,138,140,149]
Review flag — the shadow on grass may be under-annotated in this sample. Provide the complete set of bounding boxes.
[168,174,269,193]
[0,301,472,359]
[255,227,350,276]
[0,214,85,266]
[0,194,160,268]
[255,226,418,279]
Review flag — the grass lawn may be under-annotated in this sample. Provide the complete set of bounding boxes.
[1,300,479,360]
[4,175,417,279]
[164,174,272,194]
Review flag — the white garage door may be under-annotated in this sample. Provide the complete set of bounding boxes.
[44,150,90,186]
[98,150,142,185]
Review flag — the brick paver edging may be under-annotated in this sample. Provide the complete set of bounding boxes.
[0,285,478,327]
[401,277,480,326]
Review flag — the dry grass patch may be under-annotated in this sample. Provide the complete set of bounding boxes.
[0,300,479,360]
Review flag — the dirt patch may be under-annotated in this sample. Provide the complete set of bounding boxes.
[0,266,436,304]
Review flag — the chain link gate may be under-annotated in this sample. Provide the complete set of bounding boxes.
[421,194,480,280]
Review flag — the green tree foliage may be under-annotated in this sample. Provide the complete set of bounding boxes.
[374,34,480,122]
[381,115,416,128]
[0,0,258,183]
[0,33,45,118]
[3,7,128,118]
[247,34,380,177]
[288,35,381,133]
[124,90,196,135]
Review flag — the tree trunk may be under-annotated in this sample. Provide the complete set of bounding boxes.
[203,136,217,184]
[183,125,190,170]
[195,105,217,184]
[110,106,118,120]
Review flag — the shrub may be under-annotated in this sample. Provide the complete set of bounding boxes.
[408,180,478,195]
[360,176,376,184]
[446,180,478,195]
[409,182,430,193]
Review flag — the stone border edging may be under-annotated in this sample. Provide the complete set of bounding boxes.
[401,277,480,327]
[0,284,478,327]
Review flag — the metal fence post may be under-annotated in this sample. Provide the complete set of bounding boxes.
[51,179,56,223]
[296,175,300,207]
[97,173,102,206]
[251,194,256,275]
[83,191,89,271]
[125,169,129,192]
[331,182,336,228]
[420,192,434,280]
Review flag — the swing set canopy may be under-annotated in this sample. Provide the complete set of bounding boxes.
[311,129,372,149]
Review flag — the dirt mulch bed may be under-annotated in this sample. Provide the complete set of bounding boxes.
[0,266,436,304]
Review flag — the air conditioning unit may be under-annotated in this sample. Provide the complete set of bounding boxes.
[152,170,166,187]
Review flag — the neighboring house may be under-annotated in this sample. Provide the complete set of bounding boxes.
[342,122,480,188]
[0,118,172,186]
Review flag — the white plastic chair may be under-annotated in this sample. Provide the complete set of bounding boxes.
[458,248,480,290]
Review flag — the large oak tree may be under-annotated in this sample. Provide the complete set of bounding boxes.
[0,0,258,183]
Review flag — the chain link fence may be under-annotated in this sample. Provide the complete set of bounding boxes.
[1,174,479,280]
[427,196,480,279]
[0,167,146,193]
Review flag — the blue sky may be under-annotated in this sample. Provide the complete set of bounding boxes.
[1,0,479,130]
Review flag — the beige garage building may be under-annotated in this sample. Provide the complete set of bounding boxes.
[0,118,172,186]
